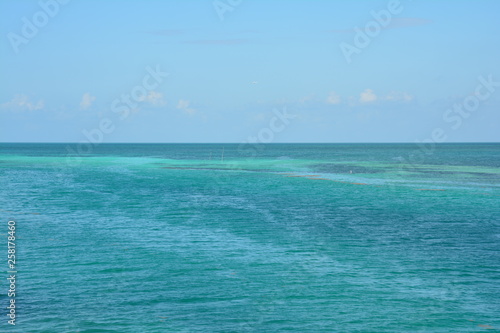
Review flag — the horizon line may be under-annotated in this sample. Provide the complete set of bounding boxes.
[1,141,499,144]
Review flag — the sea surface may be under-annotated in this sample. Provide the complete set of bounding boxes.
[0,143,499,332]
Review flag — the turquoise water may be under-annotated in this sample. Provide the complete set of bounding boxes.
[0,143,499,332]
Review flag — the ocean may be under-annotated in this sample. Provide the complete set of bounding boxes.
[0,143,499,332]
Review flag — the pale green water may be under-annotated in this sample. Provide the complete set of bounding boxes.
[0,143,499,332]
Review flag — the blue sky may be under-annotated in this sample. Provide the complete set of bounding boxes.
[1,0,499,142]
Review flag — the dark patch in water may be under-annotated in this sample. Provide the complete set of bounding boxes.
[160,166,273,173]
[310,163,383,174]
[412,169,500,179]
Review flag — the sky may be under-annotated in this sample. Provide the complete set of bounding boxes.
[1,0,499,143]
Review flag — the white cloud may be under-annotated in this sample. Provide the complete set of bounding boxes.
[79,93,96,110]
[139,91,166,106]
[176,99,196,115]
[326,91,341,104]
[359,89,377,103]
[0,94,44,111]
[177,99,189,109]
